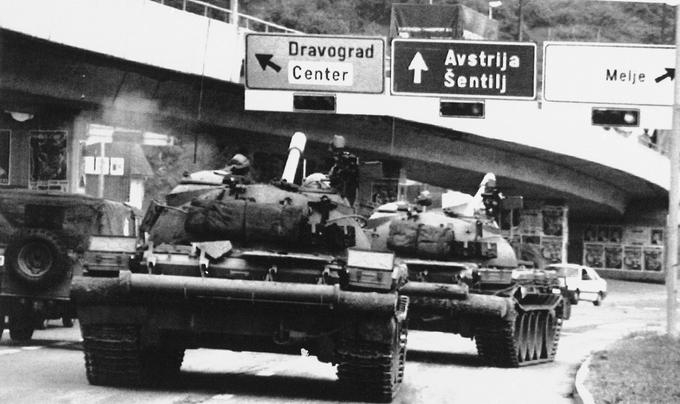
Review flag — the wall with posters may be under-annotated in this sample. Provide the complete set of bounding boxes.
[582,224,665,282]
[502,202,568,268]
[0,110,75,192]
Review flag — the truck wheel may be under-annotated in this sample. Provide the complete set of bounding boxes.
[8,308,36,342]
[9,324,34,341]
[5,229,68,287]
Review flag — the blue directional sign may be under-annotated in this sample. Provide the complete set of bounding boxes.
[391,39,536,99]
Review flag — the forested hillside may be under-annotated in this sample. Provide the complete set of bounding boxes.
[241,0,673,45]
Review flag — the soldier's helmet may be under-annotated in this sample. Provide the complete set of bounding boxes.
[225,153,250,175]
[302,172,332,190]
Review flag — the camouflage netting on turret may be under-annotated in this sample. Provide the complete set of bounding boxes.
[184,199,306,244]
[387,220,455,259]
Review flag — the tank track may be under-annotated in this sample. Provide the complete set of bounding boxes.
[475,309,562,367]
[336,321,407,403]
[82,325,184,386]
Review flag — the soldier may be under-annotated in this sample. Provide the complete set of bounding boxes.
[327,135,359,205]
[221,153,252,184]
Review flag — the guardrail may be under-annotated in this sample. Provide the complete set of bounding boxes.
[151,0,302,33]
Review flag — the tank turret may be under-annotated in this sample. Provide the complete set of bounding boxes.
[145,132,370,254]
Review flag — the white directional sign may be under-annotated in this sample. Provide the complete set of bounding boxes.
[246,34,385,94]
[543,42,675,106]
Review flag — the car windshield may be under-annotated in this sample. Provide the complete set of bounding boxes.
[546,265,580,277]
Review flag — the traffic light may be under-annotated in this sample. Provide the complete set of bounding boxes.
[293,94,336,112]
[591,108,639,127]
[440,101,485,118]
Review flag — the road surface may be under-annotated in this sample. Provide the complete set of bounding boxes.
[0,280,668,403]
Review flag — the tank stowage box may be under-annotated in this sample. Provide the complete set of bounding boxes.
[71,133,408,403]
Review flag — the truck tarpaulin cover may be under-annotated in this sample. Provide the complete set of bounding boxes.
[0,189,137,248]
[389,4,498,40]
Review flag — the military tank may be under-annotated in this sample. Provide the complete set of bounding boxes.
[367,174,568,367]
[70,132,408,402]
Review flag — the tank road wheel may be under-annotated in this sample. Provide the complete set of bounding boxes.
[475,309,564,367]
[82,325,184,387]
[336,318,406,403]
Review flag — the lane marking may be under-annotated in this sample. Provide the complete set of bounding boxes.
[0,349,21,356]
[208,394,235,401]
[22,346,42,351]
[255,370,275,376]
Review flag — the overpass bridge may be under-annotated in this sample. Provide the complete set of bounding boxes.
[0,0,671,277]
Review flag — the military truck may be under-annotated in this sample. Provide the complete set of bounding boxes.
[0,190,137,341]
[71,133,408,402]
[367,174,568,367]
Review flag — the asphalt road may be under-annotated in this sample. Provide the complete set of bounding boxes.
[0,280,669,404]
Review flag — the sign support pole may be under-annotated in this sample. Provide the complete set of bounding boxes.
[667,4,680,337]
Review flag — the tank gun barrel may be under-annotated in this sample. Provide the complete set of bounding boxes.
[281,132,307,183]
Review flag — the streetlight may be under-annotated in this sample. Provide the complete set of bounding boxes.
[488,1,502,19]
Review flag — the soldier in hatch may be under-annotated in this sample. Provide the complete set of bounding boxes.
[221,153,252,184]
[328,135,359,206]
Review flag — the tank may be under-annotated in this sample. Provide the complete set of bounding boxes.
[366,174,569,367]
[70,132,408,403]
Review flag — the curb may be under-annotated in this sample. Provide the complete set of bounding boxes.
[573,355,595,404]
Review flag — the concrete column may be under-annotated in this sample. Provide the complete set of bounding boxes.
[70,114,90,194]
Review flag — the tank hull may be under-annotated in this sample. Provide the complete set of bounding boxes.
[72,270,407,402]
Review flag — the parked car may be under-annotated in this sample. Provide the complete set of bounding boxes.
[545,263,608,306]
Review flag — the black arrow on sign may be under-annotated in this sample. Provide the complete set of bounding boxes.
[255,54,281,73]
[655,67,675,83]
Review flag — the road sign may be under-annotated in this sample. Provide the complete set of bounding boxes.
[391,39,536,99]
[543,42,676,106]
[245,34,385,94]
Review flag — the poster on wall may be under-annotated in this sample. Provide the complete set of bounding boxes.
[519,209,542,235]
[584,243,604,268]
[650,229,664,246]
[370,179,398,206]
[643,247,663,271]
[623,246,642,270]
[542,206,563,237]
[623,227,650,245]
[30,131,67,182]
[595,226,609,242]
[604,245,623,269]
[0,130,8,184]
[541,236,562,263]
[584,225,597,242]
[609,226,623,243]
